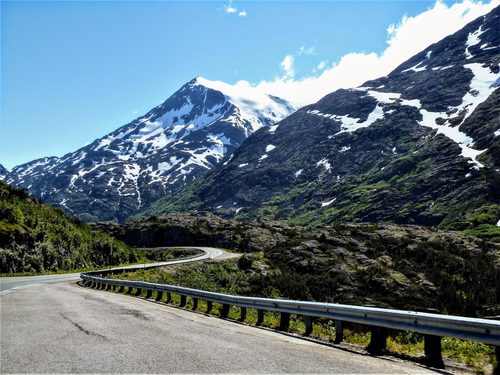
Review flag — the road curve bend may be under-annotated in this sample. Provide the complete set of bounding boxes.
[0,246,225,293]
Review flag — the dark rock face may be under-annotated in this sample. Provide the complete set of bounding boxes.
[4,78,295,222]
[143,7,500,230]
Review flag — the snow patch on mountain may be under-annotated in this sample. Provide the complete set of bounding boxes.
[317,159,332,173]
[465,26,487,59]
[265,144,276,152]
[402,62,427,73]
[268,125,279,134]
[321,198,337,207]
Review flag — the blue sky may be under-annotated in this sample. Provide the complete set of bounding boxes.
[1,0,496,169]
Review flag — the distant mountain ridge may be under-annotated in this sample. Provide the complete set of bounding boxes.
[141,6,500,232]
[0,165,8,181]
[4,78,296,221]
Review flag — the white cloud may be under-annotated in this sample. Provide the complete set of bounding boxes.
[298,45,316,56]
[280,55,295,79]
[251,0,499,106]
[224,0,237,14]
[224,0,246,17]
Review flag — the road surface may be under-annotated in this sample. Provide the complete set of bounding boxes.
[1,282,439,374]
[0,246,223,293]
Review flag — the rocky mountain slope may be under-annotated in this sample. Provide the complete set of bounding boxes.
[4,78,295,222]
[143,7,500,232]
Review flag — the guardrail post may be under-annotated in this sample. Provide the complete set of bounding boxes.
[256,309,264,326]
[134,288,143,296]
[145,289,152,299]
[303,316,313,336]
[155,291,163,301]
[118,286,125,293]
[221,304,230,318]
[206,300,213,313]
[166,292,172,303]
[367,326,387,355]
[192,298,198,310]
[126,286,133,294]
[280,312,290,332]
[334,320,344,344]
[424,335,444,368]
[239,307,247,322]
[180,295,186,307]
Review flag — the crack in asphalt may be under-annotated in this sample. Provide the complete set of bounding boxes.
[117,308,149,320]
[60,313,107,339]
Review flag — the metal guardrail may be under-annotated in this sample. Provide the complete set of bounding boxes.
[81,271,500,369]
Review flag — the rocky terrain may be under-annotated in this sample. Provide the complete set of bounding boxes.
[95,212,499,317]
[4,79,295,222]
[142,7,500,234]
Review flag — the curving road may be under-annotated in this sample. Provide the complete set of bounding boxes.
[0,247,440,373]
[0,246,223,293]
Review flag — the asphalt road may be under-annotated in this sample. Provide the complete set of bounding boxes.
[0,246,223,293]
[1,282,440,374]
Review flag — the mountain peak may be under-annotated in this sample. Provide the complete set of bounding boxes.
[190,76,298,129]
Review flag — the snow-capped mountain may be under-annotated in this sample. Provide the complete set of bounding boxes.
[5,78,296,221]
[142,6,500,229]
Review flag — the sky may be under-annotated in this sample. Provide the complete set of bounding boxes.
[1,0,498,170]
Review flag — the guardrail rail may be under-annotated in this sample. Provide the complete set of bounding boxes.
[80,269,500,370]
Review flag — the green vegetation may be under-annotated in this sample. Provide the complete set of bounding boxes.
[0,182,139,273]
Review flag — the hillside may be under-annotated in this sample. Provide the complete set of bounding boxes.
[95,212,499,317]
[140,7,500,234]
[0,182,140,274]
